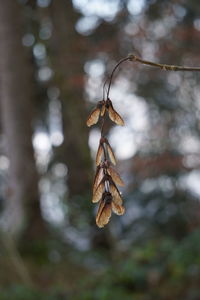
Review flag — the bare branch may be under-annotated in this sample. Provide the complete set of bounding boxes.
[128,54,200,72]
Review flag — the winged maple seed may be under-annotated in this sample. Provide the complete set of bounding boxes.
[86,98,124,127]
[91,135,125,226]
[96,193,112,228]
[96,142,104,166]
[86,100,106,127]
[95,137,116,166]
[100,160,124,187]
[92,177,105,203]
[106,98,124,126]
[96,191,125,228]
[107,165,125,186]
[93,166,104,195]
[91,133,125,227]
[104,140,116,165]
[92,168,125,227]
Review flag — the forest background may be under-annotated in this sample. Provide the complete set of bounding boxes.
[1,0,200,299]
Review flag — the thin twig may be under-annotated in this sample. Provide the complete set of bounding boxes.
[100,115,108,160]
[100,117,105,137]
[128,54,200,71]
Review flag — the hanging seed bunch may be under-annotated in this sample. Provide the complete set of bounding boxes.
[86,70,126,227]
[86,99,125,227]
[87,52,200,225]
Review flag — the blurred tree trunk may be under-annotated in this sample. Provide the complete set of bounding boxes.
[49,0,92,198]
[0,0,46,240]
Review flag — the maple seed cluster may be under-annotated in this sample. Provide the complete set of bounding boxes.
[86,99,124,127]
[86,98,125,228]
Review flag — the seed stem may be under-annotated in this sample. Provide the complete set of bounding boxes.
[106,57,130,99]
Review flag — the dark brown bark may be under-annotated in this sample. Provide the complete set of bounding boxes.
[0,0,46,239]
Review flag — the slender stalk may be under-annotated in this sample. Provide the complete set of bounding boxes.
[100,118,108,161]
[106,57,130,99]
[103,77,109,100]
[100,117,105,137]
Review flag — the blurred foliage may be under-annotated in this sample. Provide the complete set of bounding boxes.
[2,230,200,299]
[0,286,66,300]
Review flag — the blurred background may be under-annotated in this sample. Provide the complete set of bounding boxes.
[1,0,200,299]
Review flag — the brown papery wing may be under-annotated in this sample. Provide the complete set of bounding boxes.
[95,199,105,224]
[108,105,124,126]
[93,167,104,194]
[96,144,104,166]
[110,183,123,205]
[106,143,116,165]
[96,201,112,228]
[86,107,100,127]
[111,202,125,215]
[92,182,104,203]
[107,166,125,186]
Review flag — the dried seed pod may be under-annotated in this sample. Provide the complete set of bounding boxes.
[96,192,112,228]
[96,201,112,228]
[96,144,104,166]
[108,106,124,126]
[106,99,124,126]
[95,199,105,226]
[93,166,104,194]
[110,182,123,205]
[86,101,106,127]
[92,181,104,203]
[87,94,125,226]
[111,202,125,215]
[107,166,125,186]
[86,107,100,127]
[93,166,101,194]
[106,142,116,165]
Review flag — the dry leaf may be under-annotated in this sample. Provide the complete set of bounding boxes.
[86,107,100,127]
[96,144,104,166]
[111,202,125,215]
[107,166,125,186]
